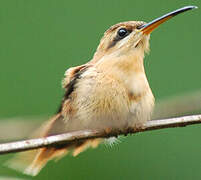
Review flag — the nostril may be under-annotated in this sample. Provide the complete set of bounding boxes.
[137,24,145,30]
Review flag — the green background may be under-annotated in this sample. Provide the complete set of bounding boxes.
[0,0,200,179]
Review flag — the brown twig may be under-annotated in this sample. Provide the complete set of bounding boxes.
[0,114,200,155]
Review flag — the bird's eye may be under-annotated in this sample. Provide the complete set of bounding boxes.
[107,27,131,49]
[117,28,129,38]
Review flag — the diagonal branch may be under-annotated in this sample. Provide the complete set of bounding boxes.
[0,114,201,155]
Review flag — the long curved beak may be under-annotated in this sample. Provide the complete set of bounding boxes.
[138,6,197,34]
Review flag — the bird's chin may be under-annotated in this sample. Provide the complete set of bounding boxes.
[133,35,150,54]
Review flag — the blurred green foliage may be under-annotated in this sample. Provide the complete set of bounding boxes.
[0,0,200,179]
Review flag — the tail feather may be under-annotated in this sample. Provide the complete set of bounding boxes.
[6,114,102,176]
[73,139,102,157]
[24,147,69,176]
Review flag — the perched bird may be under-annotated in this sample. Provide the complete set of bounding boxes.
[7,6,197,176]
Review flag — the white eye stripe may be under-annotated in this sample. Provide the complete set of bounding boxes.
[116,35,131,49]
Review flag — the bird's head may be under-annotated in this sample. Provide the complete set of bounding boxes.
[95,21,150,58]
[92,6,197,63]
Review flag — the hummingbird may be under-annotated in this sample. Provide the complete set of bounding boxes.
[7,5,197,176]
